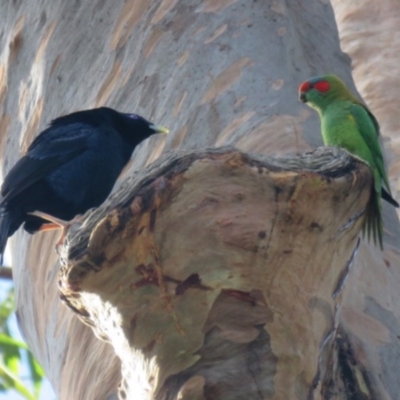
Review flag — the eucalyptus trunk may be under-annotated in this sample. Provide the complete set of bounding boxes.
[1,0,399,399]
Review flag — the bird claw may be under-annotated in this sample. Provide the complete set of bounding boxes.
[28,211,85,251]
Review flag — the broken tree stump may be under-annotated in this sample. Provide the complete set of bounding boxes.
[59,147,372,399]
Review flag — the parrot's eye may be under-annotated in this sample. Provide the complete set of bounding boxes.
[314,81,330,93]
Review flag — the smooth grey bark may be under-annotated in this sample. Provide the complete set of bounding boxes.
[0,0,399,399]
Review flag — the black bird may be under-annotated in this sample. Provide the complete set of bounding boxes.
[0,107,169,260]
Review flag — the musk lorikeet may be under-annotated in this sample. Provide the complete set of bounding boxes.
[299,74,398,249]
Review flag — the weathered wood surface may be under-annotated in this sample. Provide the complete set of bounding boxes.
[61,146,372,399]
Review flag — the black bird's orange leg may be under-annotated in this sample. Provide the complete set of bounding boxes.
[28,211,82,247]
[36,222,62,232]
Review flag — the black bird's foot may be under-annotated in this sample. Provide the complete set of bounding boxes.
[28,211,84,249]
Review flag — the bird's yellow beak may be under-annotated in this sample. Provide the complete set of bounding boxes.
[150,124,169,134]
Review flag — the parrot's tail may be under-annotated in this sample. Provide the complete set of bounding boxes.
[362,189,383,250]
[382,187,399,208]
[0,207,12,265]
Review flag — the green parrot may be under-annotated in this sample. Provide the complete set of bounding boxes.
[298,74,398,249]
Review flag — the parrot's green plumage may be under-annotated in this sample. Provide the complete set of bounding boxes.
[299,74,398,249]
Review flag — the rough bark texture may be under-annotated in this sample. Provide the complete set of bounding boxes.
[0,0,399,399]
[61,146,371,399]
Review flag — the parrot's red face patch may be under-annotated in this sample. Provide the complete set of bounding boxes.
[313,80,330,93]
[298,81,311,93]
[299,79,330,103]
[299,80,330,94]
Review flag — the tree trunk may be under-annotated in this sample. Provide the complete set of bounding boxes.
[1,0,399,399]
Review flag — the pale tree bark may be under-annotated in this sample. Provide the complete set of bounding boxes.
[0,0,399,399]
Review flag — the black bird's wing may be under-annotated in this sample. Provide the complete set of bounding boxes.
[1,123,91,203]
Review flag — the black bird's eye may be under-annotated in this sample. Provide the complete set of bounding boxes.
[127,114,140,120]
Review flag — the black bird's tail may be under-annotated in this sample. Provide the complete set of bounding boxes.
[382,187,399,208]
[0,207,12,265]
[363,189,383,250]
